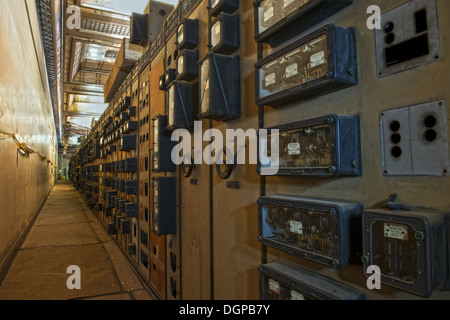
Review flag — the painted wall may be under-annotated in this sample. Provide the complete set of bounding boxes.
[0,0,57,263]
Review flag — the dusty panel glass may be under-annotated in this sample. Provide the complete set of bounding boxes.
[370,221,418,283]
[258,33,328,99]
[262,204,336,259]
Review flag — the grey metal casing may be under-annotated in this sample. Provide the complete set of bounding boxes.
[259,260,365,300]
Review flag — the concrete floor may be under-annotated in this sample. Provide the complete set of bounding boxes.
[0,181,153,300]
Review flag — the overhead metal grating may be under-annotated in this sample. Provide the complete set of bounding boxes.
[36,0,62,141]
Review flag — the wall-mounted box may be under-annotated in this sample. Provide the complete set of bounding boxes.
[167,81,196,131]
[380,100,449,176]
[119,199,129,214]
[176,18,199,51]
[130,13,149,46]
[120,112,130,122]
[126,203,138,218]
[208,0,239,17]
[152,115,176,172]
[129,106,136,117]
[120,219,131,234]
[152,177,177,236]
[255,24,357,107]
[123,121,138,134]
[107,191,118,209]
[119,160,126,173]
[375,0,440,78]
[176,50,199,82]
[120,135,137,151]
[198,53,240,121]
[119,180,126,193]
[259,114,361,177]
[125,158,138,173]
[254,0,352,47]
[362,207,450,298]
[165,68,176,87]
[209,13,240,55]
[125,181,138,195]
[260,260,365,300]
[258,195,363,269]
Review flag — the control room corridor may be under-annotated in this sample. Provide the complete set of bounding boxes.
[0,181,152,300]
[2,0,450,304]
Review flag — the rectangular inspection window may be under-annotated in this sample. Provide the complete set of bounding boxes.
[258,195,363,269]
[254,0,353,47]
[255,24,357,107]
[259,114,361,177]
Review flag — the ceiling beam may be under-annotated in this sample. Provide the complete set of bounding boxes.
[65,28,125,44]
[78,67,112,75]
[80,9,130,26]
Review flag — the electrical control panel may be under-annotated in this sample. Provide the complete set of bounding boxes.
[176,18,199,51]
[130,12,149,46]
[255,24,357,107]
[122,121,138,134]
[126,203,138,218]
[259,114,361,177]
[167,81,196,131]
[208,0,239,17]
[209,13,240,55]
[165,68,177,88]
[375,0,440,78]
[152,177,177,236]
[120,134,137,151]
[152,115,176,172]
[254,0,353,47]
[198,53,240,121]
[258,195,363,269]
[362,207,450,297]
[259,260,365,300]
[125,158,138,173]
[176,49,199,82]
[380,100,449,176]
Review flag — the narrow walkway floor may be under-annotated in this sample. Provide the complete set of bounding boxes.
[0,181,152,300]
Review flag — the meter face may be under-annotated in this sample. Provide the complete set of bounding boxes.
[258,0,313,33]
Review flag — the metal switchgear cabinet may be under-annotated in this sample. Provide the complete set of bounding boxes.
[255,24,357,107]
[152,177,177,236]
[152,115,176,172]
[362,207,450,297]
[254,0,353,47]
[258,195,363,269]
[198,53,240,121]
[259,114,361,177]
[259,260,365,300]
